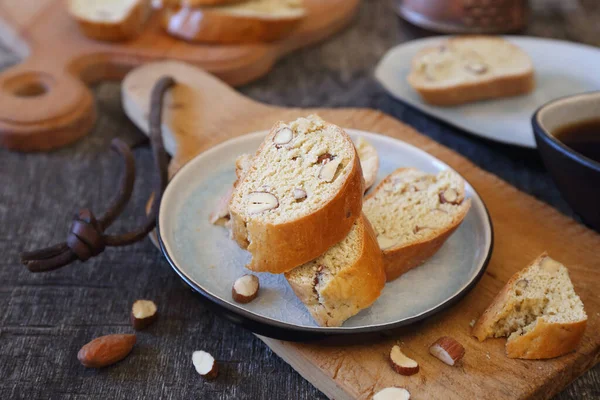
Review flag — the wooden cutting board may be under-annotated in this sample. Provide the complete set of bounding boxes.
[0,0,358,152]
[122,61,600,400]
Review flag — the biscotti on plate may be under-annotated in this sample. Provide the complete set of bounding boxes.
[155,0,245,6]
[233,136,379,195]
[354,137,379,192]
[160,0,306,44]
[229,115,364,274]
[472,253,587,359]
[69,0,152,42]
[407,36,534,106]
[285,214,386,327]
[363,168,471,281]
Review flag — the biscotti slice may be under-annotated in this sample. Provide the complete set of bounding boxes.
[285,214,385,327]
[229,115,364,274]
[472,254,587,359]
[69,0,152,42]
[160,0,306,44]
[154,0,244,6]
[355,137,379,192]
[235,136,379,194]
[407,36,534,106]
[364,168,471,282]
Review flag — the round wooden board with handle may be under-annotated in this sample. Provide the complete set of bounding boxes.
[0,0,359,152]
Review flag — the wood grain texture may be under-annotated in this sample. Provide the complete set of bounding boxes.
[1,1,599,399]
[121,61,600,400]
[0,0,359,151]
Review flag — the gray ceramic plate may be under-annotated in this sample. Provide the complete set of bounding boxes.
[375,36,600,148]
[158,129,493,340]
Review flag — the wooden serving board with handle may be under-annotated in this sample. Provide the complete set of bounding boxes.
[122,61,600,400]
[0,0,358,152]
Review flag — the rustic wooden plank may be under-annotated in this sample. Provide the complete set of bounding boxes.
[121,61,600,400]
[1,1,599,399]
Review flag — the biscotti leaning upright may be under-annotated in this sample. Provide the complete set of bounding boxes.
[229,115,364,274]
[285,214,386,327]
[364,168,471,281]
[407,36,534,106]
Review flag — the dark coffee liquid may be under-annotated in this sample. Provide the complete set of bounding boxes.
[554,119,600,163]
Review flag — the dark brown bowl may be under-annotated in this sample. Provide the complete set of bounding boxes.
[532,92,600,231]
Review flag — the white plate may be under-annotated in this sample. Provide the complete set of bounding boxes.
[158,130,493,338]
[374,36,600,148]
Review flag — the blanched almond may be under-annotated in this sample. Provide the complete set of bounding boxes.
[439,188,459,204]
[373,387,411,400]
[247,191,278,214]
[273,127,293,145]
[319,158,341,182]
[293,188,307,201]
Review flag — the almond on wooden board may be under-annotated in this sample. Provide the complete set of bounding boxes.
[390,345,419,376]
[429,336,465,366]
[373,387,411,400]
[78,334,136,368]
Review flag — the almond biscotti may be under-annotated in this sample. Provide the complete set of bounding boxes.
[155,0,245,6]
[472,253,587,359]
[364,168,471,281]
[407,36,534,106]
[355,137,379,192]
[160,0,306,44]
[69,0,152,42]
[229,115,364,274]
[234,136,378,195]
[285,214,385,327]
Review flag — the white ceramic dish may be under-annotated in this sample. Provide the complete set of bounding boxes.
[157,129,493,339]
[374,36,600,148]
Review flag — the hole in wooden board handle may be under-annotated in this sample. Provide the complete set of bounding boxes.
[0,67,96,152]
[2,72,53,98]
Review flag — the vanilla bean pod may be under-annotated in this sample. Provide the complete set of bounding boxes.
[20,76,175,272]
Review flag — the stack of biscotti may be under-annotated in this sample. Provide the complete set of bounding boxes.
[154,0,307,43]
[214,115,473,327]
[228,115,386,327]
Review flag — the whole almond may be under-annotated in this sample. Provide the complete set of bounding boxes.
[78,334,136,368]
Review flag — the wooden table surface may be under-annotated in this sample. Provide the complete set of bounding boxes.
[1,1,598,399]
